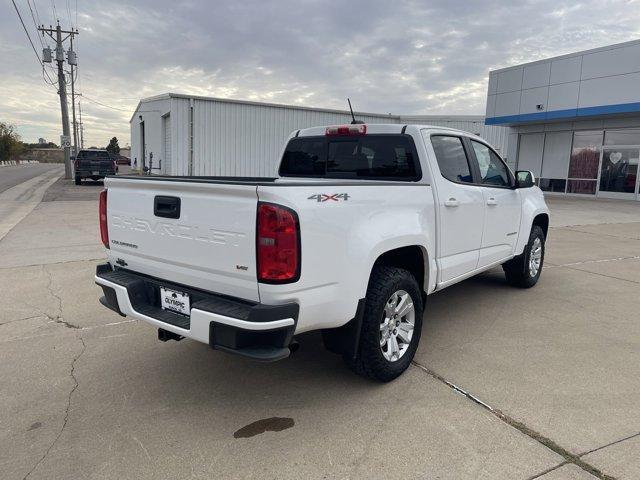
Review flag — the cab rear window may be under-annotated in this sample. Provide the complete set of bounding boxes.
[279,135,421,181]
[78,151,111,159]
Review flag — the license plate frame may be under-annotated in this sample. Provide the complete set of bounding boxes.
[92,170,100,175]
[160,287,191,316]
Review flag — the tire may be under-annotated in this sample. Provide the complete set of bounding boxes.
[345,266,423,382]
[503,225,545,288]
[75,176,81,185]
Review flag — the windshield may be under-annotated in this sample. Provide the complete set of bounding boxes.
[279,135,421,181]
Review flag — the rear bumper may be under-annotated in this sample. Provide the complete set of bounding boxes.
[94,263,298,361]
[76,169,116,177]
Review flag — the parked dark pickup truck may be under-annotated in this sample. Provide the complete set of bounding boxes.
[74,149,117,185]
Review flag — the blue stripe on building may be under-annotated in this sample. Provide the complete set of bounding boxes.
[485,102,640,125]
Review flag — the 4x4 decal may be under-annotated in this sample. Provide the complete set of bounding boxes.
[307,193,350,202]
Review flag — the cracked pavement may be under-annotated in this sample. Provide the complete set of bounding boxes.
[0,177,639,479]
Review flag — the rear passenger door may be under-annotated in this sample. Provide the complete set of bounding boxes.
[428,135,485,284]
[467,139,522,268]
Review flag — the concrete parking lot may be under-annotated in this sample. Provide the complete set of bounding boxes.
[0,168,638,480]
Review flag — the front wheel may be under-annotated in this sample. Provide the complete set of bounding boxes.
[345,266,423,382]
[503,225,545,288]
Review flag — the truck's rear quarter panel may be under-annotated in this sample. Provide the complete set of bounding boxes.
[256,182,436,332]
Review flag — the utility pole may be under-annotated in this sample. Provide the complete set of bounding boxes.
[71,88,79,155]
[78,101,84,149]
[39,22,78,179]
[69,35,79,157]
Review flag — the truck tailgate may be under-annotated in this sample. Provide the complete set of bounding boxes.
[104,177,260,302]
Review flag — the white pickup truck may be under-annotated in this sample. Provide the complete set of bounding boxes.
[95,123,549,381]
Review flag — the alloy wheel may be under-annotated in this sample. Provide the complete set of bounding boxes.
[379,290,415,362]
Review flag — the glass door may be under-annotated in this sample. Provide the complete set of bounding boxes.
[598,147,639,200]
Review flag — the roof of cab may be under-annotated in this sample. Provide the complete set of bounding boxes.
[296,123,479,138]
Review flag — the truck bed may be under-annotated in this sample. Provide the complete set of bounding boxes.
[110,175,421,187]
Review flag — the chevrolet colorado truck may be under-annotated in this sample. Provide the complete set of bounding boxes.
[95,124,549,381]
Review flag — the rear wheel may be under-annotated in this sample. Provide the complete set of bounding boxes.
[503,225,545,288]
[345,266,423,382]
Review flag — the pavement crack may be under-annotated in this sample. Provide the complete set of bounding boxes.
[562,265,640,285]
[0,257,105,270]
[526,461,570,480]
[561,226,640,242]
[411,361,617,480]
[42,265,81,329]
[0,315,42,326]
[578,431,640,458]
[22,336,86,480]
[547,255,640,268]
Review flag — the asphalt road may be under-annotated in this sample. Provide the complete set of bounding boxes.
[0,164,62,194]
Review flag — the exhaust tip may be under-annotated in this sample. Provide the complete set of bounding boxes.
[288,340,300,354]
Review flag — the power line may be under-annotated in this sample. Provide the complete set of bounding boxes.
[32,0,43,24]
[65,0,72,27]
[11,0,56,86]
[81,94,131,112]
[26,0,45,48]
[12,0,42,63]
[27,0,58,83]
[50,0,58,21]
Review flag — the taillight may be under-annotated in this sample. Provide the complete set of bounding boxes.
[99,189,109,249]
[325,124,367,136]
[257,202,300,283]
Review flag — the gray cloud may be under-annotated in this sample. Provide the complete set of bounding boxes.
[2,0,639,146]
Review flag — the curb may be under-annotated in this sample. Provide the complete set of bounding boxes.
[0,160,40,167]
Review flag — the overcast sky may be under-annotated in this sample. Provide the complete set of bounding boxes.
[3,0,640,147]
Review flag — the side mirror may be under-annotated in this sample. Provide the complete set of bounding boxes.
[515,170,535,188]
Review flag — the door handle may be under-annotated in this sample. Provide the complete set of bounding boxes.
[444,198,460,207]
[486,197,498,206]
[154,196,181,219]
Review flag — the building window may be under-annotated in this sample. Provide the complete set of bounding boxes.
[539,178,567,192]
[539,131,572,194]
[599,148,639,194]
[604,128,640,146]
[567,130,602,194]
[567,179,597,194]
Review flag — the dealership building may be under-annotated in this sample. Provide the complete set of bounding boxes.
[485,39,640,201]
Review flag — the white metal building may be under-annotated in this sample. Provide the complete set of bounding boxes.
[130,93,509,177]
[486,39,640,201]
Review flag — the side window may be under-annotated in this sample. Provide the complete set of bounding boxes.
[471,141,511,187]
[430,135,473,183]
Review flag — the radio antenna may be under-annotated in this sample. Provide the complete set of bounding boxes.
[347,98,364,124]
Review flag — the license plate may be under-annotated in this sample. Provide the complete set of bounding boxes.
[92,171,99,175]
[160,287,190,315]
